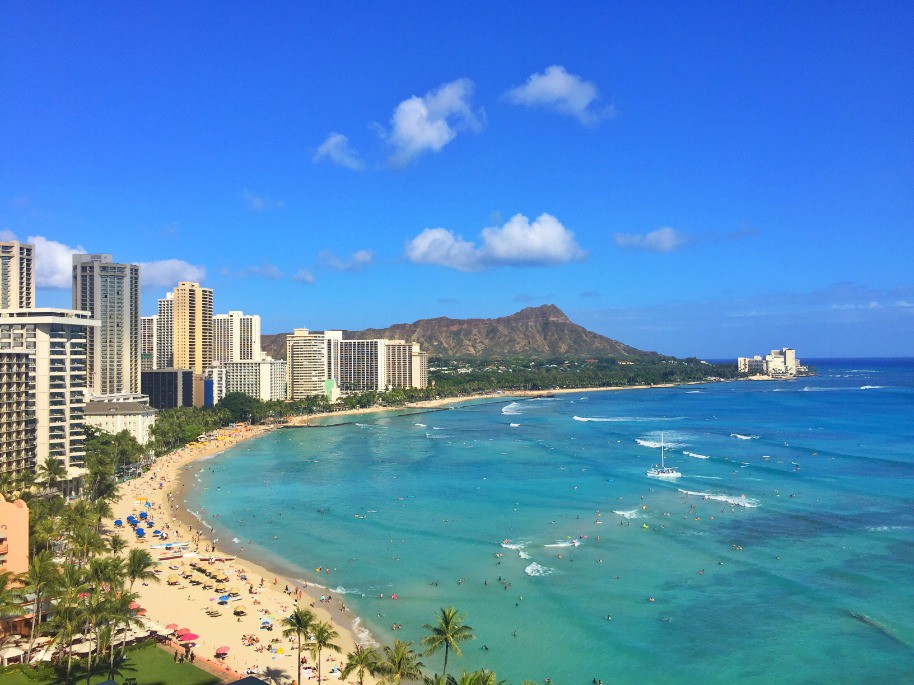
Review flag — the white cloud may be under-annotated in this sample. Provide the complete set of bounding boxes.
[240,190,283,211]
[405,213,585,272]
[386,78,483,166]
[317,249,374,272]
[0,229,17,241]
[293,269,315,284]
[28,235,86,288]
[614,227,690,252]
[504,65,614,126]
[138,259,207,288]
[312,133,365,171]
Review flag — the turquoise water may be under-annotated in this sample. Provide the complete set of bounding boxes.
[184,359,914,684]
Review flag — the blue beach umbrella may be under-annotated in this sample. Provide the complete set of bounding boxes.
[139,511,147,519]
[153,530,162,536]
[135,528,145,537]
[113,519,122,527]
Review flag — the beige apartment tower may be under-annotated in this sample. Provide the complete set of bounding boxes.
[72,254,141,395]
[0,241,35,310]
[286,329,340,399]
[170,282,213,375]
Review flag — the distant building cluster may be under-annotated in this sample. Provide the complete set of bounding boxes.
[285,329,428,401]
[737,348,806,378]
[0,239,428,494]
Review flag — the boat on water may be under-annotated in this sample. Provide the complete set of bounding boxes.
[647,433,681,479]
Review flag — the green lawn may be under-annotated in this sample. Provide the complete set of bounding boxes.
[0,643,223,685]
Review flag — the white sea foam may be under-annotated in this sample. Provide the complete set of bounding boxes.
[544,539,581,548]
[865,525,910,532]
[860,385,885,390]
[510,423,521,428]
[691,475,722,480]
[683,451,710,459]
[678,489,759,508]
[351,616,380,647]
[730,433,758,440]
[685,390,704,394]
[612,509,640,519]
[231,537,240,543]
[518,550,531,559]
[524,562,554,577]
[331,586,363,596]
[502,402,524,415]
[414,423,427,427]
[636,436,686,449]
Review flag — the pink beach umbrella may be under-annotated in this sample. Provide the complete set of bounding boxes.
[166,623,178,630]
[179,633,200,642]
[175,628,190,636]
[215,646,229,654]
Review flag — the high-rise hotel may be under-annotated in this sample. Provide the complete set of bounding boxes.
[72,254,141,395]
[0,242,96,493]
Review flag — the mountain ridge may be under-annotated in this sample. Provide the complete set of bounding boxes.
[261,304,661,361]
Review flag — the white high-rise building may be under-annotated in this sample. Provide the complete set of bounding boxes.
[0,241,35,310]
[141,315,157,371]
[213,311,261,363]
[336,339,386,393]
[72,254,141,395]
[0,308,97,496]
[286,329,341,399]
[212,358,286,403]
[0,350,36,481]
[156,294,173,369]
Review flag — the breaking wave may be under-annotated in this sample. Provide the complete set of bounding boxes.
[678,489,759,508]
[730,433,758,440]
[613,509,640,519]
[544,539,581,548]
[524,562,554,577]
[502,402,524,415]
[683,451,710,459]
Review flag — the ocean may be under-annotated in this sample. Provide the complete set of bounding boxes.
[183,358,914,684]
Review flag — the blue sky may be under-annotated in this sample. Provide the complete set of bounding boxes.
[1,2,912,358]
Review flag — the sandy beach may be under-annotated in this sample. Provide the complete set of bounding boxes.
[106,424,378,684]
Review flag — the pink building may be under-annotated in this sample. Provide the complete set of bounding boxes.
[0,494,29,576]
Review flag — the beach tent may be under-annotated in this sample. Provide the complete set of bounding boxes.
[0,646,24,666]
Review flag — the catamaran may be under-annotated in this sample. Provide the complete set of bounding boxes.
[646,432,681,479]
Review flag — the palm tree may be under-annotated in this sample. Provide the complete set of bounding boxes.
[421,606,475,681]
[53,563,88,681]
[107,534,127,557]
[280,607,315,685]
[125,548,158,590]
[341,644,379,685]
[103,590,144,680]
[24,550,58,662]
[35,455,67,496]
[309,620,341,683]
[374,639,425,685]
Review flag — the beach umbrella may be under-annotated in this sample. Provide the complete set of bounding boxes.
[129,601,141,610]
[153,530,162,536]
[113,519,122,527]
[166,623,179,630]
[228,586,240,595]
[233,605,246,615]
[135,528,145,537]
[218,594,230,601]
[179,633,199,642]
[175,628,190,636]
[215,646,229,654]
[139,511,147,519]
